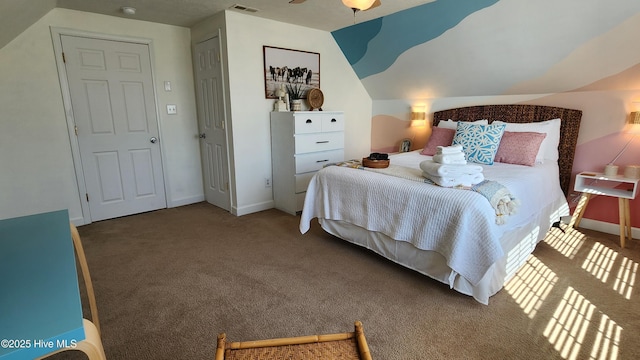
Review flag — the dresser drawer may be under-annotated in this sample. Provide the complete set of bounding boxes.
[295,172,316,193]
[294,113,322,134]
[295,149,344,174]
[295,132,344,154]
[294,113,344,134]
[322,114,344,132]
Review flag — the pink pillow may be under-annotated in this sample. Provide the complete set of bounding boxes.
[420,127,455,156]
[494,131,547,166]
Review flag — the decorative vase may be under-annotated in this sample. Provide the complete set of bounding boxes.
[291,99,302,111]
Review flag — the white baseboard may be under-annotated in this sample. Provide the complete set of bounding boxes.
[578,218,639,239]
[167,194,205,208]
[233,200,274,216]
[73,195,205,227]
[70,216,88,226]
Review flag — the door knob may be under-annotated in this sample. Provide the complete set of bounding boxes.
[199,133,206,139]
[150,137,158,144]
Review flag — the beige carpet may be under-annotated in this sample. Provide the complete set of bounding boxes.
[51,202,640,359]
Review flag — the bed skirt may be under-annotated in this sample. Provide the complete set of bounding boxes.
[317,195,569,305]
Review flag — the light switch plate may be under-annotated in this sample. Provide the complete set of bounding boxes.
[167,104,177,115]
[164,81,172,91]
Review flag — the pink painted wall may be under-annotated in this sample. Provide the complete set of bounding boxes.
[371,115,429,154]
[572,131,640,228]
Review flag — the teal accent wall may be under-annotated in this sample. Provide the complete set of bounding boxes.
[332,0,498,79]
[332,0,640,100]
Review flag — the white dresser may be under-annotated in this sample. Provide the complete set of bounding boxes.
[270,111,345,215]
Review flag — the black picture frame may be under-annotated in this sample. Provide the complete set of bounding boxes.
[263,46,320,99]
[400,138,412,152]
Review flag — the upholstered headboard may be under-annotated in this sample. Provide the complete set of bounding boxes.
[433,104,582,196]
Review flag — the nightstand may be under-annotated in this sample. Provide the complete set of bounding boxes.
[573,172,639,248]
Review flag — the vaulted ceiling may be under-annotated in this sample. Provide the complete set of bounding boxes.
[0,0,433,50]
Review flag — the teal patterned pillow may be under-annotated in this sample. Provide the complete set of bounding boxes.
[452,122,506,165]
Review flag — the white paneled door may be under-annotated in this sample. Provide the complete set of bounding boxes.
[61,35,166,221]
[194,36,230,211]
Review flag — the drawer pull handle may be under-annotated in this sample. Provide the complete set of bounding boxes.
[306,119,312,123]
[316,159,329,163]
[316,141,329,144]
[331,118,337,122]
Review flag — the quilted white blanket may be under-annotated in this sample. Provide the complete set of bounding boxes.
[299,151,563,286]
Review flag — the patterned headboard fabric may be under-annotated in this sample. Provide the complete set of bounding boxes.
[433,104,582,196]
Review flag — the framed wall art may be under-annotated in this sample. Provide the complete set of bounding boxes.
[263,46,320,99]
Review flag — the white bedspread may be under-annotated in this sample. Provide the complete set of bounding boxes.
[299,151,564,286]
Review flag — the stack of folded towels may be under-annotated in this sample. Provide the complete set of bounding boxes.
[420,145,484,187]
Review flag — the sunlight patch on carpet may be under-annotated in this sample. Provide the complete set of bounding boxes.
[544,227,585,259]
[505,255,557,319]
[589,313,622,360]
[543,287,623,360]
[613,256,638,300]
[544,287,596,360]
[582,242,618,283]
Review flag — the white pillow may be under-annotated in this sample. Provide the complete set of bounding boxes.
[493,118,561,163]
[437,119,488,130]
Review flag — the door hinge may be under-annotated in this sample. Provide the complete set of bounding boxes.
[62,52,66,63]
[86,193,89,202]
[74,125,78,136]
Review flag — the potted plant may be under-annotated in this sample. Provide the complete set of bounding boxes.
[286,83,305,111]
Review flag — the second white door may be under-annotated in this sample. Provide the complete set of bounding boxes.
[194,36,231,211]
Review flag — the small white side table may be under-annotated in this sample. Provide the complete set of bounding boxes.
[573,172,639,248]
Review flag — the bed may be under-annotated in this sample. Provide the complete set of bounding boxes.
[299,104,582,304]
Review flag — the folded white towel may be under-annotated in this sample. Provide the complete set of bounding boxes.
[433,153,467,165]
[419,160,483,177]
[423,172,485,187]
[436,144,463,155]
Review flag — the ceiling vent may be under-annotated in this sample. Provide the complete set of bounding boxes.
[230,4,259,13]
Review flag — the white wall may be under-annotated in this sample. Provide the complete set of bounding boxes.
[0,8,203,223]
[192,11,372,216]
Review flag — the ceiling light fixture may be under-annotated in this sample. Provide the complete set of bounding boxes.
[342,0,376,24]
[341,0,376,12]
[121,7,136,15]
